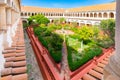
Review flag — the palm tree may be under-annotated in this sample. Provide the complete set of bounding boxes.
[103,0,120,80]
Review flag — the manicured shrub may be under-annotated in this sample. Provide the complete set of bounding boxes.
[27,14,50,26]
[97,38,114,48]
[34,26,63,63]
[33,19,112,71]
[68,46,102,71]
[100,19,115,41]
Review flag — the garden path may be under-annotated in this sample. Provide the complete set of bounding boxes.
[61,41,70,80]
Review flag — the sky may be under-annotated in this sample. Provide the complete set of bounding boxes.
[22,0,115,8]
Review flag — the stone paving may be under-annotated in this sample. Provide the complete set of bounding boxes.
[61,41,70,80]
[24,30,43,80]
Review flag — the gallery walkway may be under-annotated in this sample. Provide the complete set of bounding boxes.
[24,29,43,80]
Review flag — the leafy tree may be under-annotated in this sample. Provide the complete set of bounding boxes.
[27,14,50,26]
[27,17,33,25]
[100,19,115,41]
[53,19,59,25]
[77,26,99,50]
[71,22,78,27]
[59,18,66,24]
[78,26,99,41]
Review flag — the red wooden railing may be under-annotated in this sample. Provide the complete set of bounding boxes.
[26,27,62,80]
[26,26,114,80]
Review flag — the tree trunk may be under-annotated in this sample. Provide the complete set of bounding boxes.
[103,0,120,80]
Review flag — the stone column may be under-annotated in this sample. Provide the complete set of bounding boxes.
[0,5,7,31]
[107,12,110,19]
[103,0,120,80]
[6,8,12,27]
[114,12,116,19]
[101,12,103,18]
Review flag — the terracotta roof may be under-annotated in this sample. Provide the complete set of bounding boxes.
[67,2,116,12]
[1,21,28,80]
[21,6,65,13]
[21,2,116,13]
[80,51,114,80]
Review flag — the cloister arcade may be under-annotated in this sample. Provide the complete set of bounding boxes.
[21,11,115,18]
[21,10,115,26]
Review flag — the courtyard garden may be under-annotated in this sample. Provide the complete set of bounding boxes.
[26,14,115,71]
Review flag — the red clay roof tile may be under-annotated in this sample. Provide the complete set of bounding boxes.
[1,21,27,80]
[3,53,16,58]
[1,75,12,80]
[12,67,27,74]
[97,63,106,68]
[5,57,15,62]
[88,69,102,79]
[82,74,96,80]
[5,61,26,68]
[12,74,28,80]
[93,66,103,74]
[15,56,26,61]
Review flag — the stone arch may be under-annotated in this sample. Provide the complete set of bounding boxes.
[32,13,34,16]
[60,13,63,16]
[103,13,107,18]
[77,23,79,26]
[43,13,45,16]
[35,13,37,15]
[94,22,99,25]
[21,12,23,16]
[98,13,102,18]
[80,21,85,26]
[109,12,114,18]
[25,13,27,16]
[51,13,53,16]
[22,19,28,24]
[86,13,89,17]
[28,13,31,16]
[78,13,80,17]
[73,13,75,16]
[68,22,71,24]
[90,13,93,17]
[77,13,79,17]
[56,13,58,16]
[86,21,92,26]
[46,13,48,16]
[51,20,54,23]
[83,13,85,17]
[80,13,82,17]
[94,13,97,17]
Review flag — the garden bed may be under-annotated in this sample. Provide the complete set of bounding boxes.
[33,25,114,71]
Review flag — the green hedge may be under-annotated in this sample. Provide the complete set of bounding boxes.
[34,26,63,63]
[68,46,102,71]
[97,38,114,48]
[33,25,107,71]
